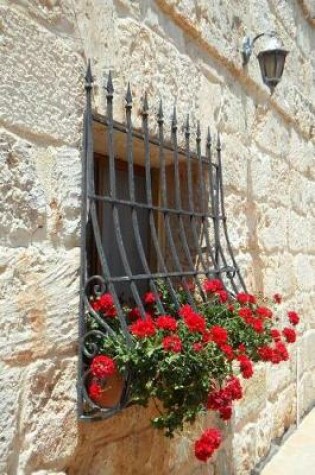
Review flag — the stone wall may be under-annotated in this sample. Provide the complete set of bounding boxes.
[0,1,314,474]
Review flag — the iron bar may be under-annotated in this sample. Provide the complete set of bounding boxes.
[126,90,165,313]
[105,74,147,317]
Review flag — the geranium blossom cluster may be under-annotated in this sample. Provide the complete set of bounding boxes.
[86,280,299,463]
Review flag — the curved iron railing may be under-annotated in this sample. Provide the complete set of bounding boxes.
[78,63,246,420]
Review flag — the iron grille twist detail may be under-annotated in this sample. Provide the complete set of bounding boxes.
[78,63,246,420]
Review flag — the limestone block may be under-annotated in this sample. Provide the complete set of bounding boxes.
[293,254,314,293]
[257,204,288,252]
[223,194,248,252]
[221,139,249,196]
[69,425,169,475]
[255,403,273,461]
[0,246,79,364]
[18,358,78,474]
[262,252,296,298]
[288,213,310,253]
[8,0,76,30]
[269,157,291,209]
[0,364,22,475]
[0,6,83,144]
[288,130,314,176]
[302,330,315,371]
[0,130,46,247]
[232,423,257,475]
[234,364,267,431]
[48,147,82,247]
[253,111,290,159]
[266,361,292,402]
[299,371,315,416]
[213,84,247,135]
[248,149,272,202]
[290,171,311,216]
[271,384,296,439]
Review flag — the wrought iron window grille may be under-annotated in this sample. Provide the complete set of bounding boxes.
[78,62,247,420]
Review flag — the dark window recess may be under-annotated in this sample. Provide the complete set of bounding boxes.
[79,63,246,420]
[94,157,152,302]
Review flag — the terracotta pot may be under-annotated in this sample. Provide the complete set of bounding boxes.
[98,373,124,408]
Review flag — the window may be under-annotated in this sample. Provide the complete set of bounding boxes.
[79,67,246,419]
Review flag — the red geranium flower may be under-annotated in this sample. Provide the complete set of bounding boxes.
[283,327,296,343]
[202,330,213,344]
[238,343,246,354]
[217,290,228,303]
[238,355,254,379]
[219,343,234,360]
[143,292,156,305]
[156,315,177,331]
[219,405,232,421]
[211,325,228,345]
[91,293,116,317]
[90,355,116,379]
[163,335,182,353]
[203,279,223,293]
[180,305,206,333]
[194,428,222,462]
[288,311,300,326]
[88,381,102,401]
[238,307,253,322]
[226,376,243,400]
[256,306,272,319]
[251,318,264,334]
[258,346,273,362]
[273,293,282,304]
[236,292,251,305]
[272,341,289,364]
[270,328,281,342]
[178,304,194,319]
[130,318,156,338]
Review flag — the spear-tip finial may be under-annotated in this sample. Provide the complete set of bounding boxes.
[85,60,93,88]
[207,126,212,147]
[172,105,177,130]
[125,82,132,107]
[196,120,201,141]
[185,114,190,134]
[106,71,114,96]
[142,91,149,116]
[216,131,221,150]
[157,99,164,122]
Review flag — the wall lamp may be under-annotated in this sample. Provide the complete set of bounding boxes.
[242,32,289,93]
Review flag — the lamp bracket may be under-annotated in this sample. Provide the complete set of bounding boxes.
[242,31,277,65]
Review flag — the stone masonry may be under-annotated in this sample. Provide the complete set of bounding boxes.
[0,1,314,474]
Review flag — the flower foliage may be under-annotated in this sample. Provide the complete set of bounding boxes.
[86,280,299,463]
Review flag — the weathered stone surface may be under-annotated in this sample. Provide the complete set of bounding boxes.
[0,130,46,247]
[0,364,23,475]
[234,365,267,431]
[0,246,79,364]
[257,204,288,252]
[18,358,78,474]
[271,384,296,439]
[0,6,83,144]
[266,362,292,402]
[232,423,257,475]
